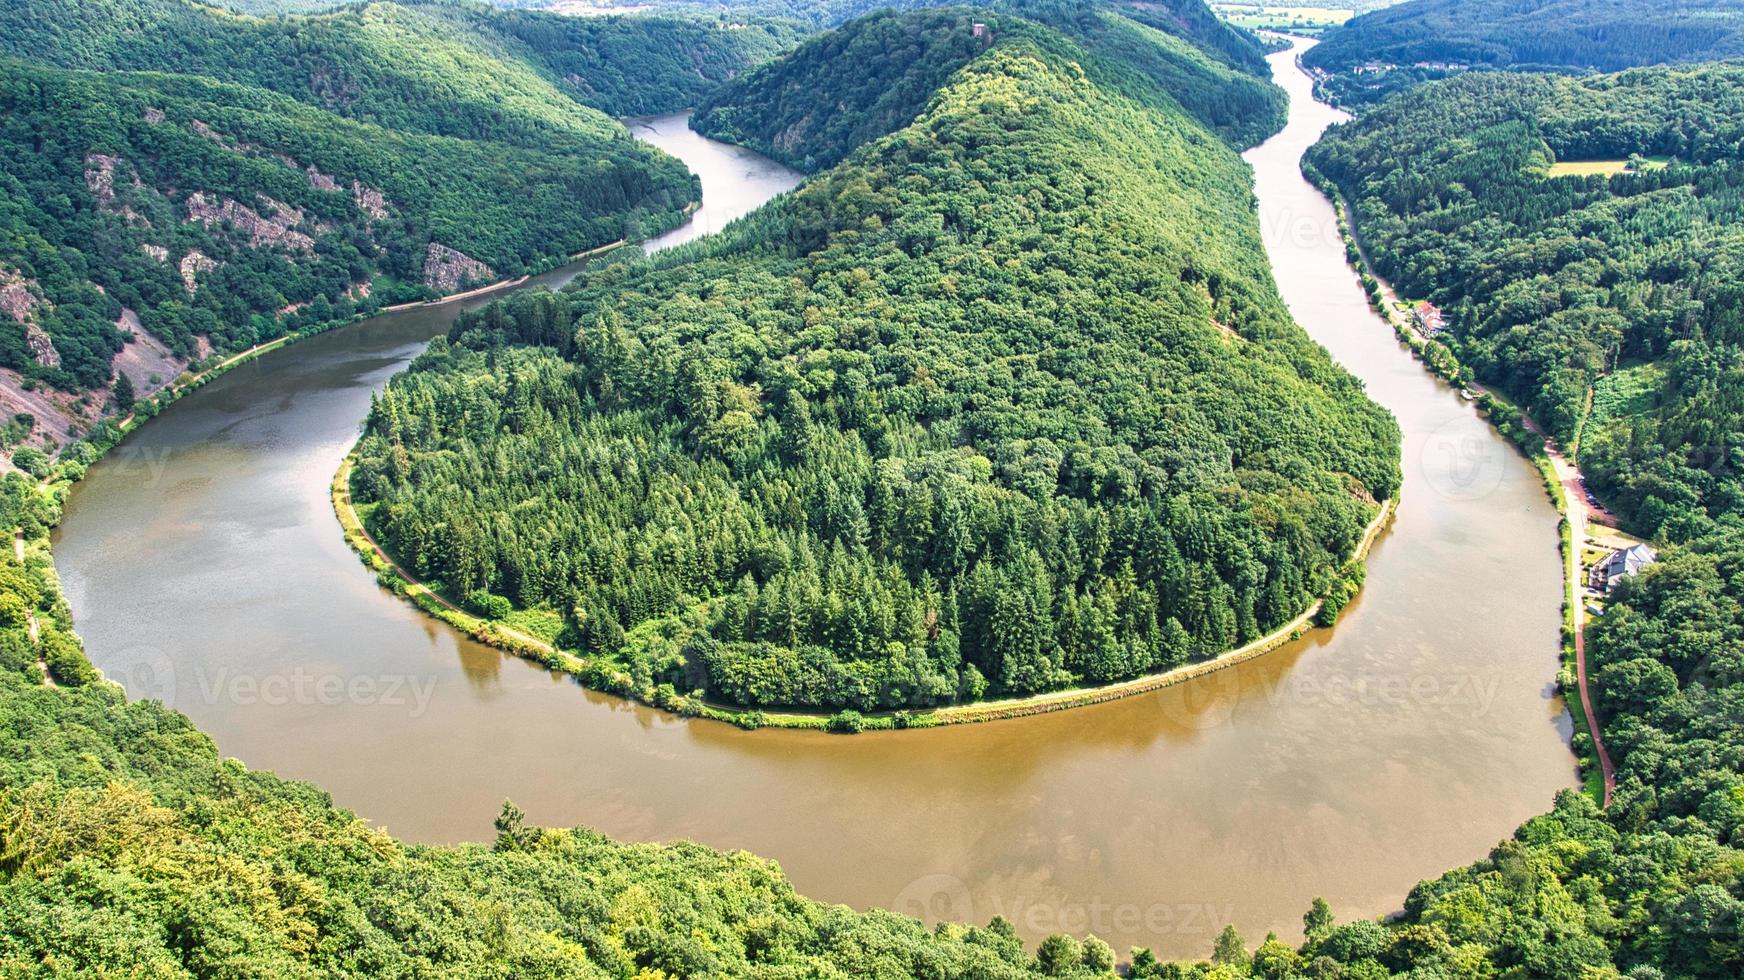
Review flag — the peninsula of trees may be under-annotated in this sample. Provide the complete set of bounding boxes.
[349,5,1400,714]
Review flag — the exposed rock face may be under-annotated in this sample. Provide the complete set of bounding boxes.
[305,165,341,192]
[179,251,218,294]
[83,154,120,205]
[421,243,494,293]
[141,244,169,263]
[112,309,185,400]
[771,116,814,155]
[352,181,390,221]
[185,192,316,254]
[0,268,60,369]
[0,268,42,324]
[189,118,232,148]
[84,154,151,226]
[143,107,166,124]
[23,325,59,369]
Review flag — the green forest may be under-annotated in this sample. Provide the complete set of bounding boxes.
[1,0,1740,977]
[1306,65,1744,540]
[0,58,693,391]
[1305,0,1744,107]
[0,0,799,423]
[0,0,794,144]
[348,7,1398,714]
[691,1,1284,170]
[4,419,1743,974]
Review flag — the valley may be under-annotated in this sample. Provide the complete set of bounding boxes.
[49,35,1574,960]
[5,2,1742,976]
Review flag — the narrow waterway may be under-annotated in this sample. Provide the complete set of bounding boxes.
[55,58,1575,960]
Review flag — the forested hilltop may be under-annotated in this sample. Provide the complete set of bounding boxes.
[691,1,1285,169]
[0,0,795,135]
[1305,0,1744,107]
[1306,66,1744,541]
[349,6,1399,716]
[0,0,795,455]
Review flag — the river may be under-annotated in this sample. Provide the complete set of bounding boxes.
[54,55,1576,960]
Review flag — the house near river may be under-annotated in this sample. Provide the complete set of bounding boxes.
[1589,543,1657,594]
[1410,301,1445,336]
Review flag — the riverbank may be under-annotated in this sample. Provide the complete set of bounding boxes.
[1308,168,1614,805]
[375,203,701,314]
[333,442,1397,732]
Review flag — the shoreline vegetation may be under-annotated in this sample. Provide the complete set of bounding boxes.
[1304,168,1611,803]
[333,446,1396,732]
[11,181,702,696]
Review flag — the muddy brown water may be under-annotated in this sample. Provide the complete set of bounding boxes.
[55,62,1576,959]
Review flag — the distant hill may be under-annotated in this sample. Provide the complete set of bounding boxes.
[0,0,794,143]
[1306,0,1744,106]
[1306,62,1744,538]
[693,0,1284,170]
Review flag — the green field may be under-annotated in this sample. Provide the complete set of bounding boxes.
[1589,360,1667,429]
[1213,2,1354,34]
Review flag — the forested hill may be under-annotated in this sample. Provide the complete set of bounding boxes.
[1305,0,1744,107]
[0,0,795,142]
[1304,70,1744,970]
[692,1,1285,170]
[0,0,798,456]
[351,9,1400,715]
[1305,65,1744,541]
[0,58,690,380]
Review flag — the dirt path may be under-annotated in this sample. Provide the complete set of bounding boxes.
[15,527,49,683]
